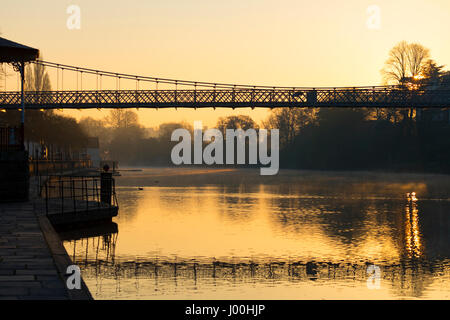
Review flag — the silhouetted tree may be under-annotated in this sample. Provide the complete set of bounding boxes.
[158,122,193,140]
[0,32,5,91]
[80,117,107,136]
[421,59,445,84]
[0,63,5,91]
[105,109,140,129]
[108,125,145,164]
[216,115,258,136]
[381,41,430,85]
[381,42,432,130]
[0,58,89,156]
[264,108,316,148]
[382,41,409,84]
[79,116,114,156]
[406,43,430,79]
[25,60,51,92]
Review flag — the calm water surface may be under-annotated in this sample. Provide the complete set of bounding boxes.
[63,168,450,299]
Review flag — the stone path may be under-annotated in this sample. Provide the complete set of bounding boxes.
[0,202,69,300]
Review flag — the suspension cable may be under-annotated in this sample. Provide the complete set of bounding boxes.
[32,59,396,90]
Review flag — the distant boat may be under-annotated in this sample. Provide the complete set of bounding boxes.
[138,187,144,190]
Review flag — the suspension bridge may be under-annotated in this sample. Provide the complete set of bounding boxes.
[1,60,450,110]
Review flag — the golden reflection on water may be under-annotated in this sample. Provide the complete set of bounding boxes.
[62,169,450,299]
[405,193,423,259]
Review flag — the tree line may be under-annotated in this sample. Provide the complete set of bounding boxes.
[271,41,450,173]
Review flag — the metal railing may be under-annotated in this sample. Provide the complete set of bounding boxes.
[42,175,117,216]
[1,87,450,109]
[29,160,92,176]
[0,126,23,151]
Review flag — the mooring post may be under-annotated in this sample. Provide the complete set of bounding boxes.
[100,164,113,206]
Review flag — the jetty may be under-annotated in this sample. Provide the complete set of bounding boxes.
[0,168,119,299]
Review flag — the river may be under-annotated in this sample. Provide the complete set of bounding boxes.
[63,168,450,299]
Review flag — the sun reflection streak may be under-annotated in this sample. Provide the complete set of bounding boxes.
[404,192,422,258]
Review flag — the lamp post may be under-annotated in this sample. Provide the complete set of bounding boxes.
[10,60,26,149]
[20,60,25,149]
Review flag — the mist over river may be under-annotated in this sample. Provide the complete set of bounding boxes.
[63,168,450,299]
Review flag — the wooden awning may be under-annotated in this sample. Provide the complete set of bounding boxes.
[0,37,39,63]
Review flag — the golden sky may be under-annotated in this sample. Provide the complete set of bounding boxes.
[1,0,450,127]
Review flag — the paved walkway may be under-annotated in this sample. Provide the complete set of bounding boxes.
[0,201,69,300]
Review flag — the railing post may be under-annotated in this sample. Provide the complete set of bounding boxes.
[194,83,197,104]
[95,179,100,208]
[80,176,84,201]
[72,178,76,212]
[93,178,97,203]
[174,81,178,104]
[100,170,113,206]
[85,178,89,210]
[135,84,139,105]
[45,182,48,216]
[155,80,159,104]
[61,177,64,215]
[112,178,117,206]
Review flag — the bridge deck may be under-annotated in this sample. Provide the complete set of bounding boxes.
[1,88,450,109]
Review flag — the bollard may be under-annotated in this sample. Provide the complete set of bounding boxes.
[100,164,112,205]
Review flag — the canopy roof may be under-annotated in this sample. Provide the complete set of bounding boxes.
[0,37,39,63]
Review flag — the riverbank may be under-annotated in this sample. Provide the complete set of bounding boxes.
[0,200,92,300]
[0,168,96,300]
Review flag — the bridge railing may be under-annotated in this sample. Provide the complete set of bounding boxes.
[1,87,450,109]
[29,159,92,176]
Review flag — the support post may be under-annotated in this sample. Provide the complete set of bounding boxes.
[100,165,113,206]
[20,61,25,150]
